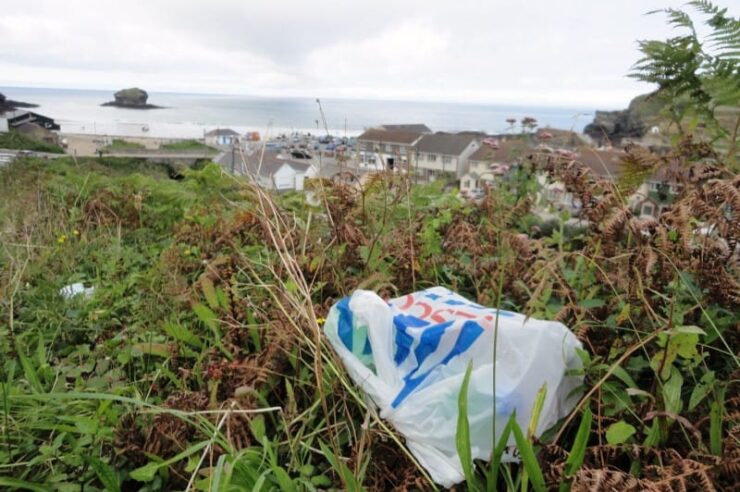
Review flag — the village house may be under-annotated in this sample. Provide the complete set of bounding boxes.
[536,147,625,214]
[205,128,240,146]
[459,139,529,195]
[356,128,424,170]
[242,150,317,192]
[0,110,60,133]
[533,147,683,219]
[16,122,61,147]
[412,132,480,180]
[628,164,684,218]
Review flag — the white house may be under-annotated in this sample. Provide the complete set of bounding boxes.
[243,150,317,192]
[412,133,480,180]
[205,128,240,146]
[356,128,424,170]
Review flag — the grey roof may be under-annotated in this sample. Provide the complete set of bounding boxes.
[414,133,477,156]
[242,150,312,178]
[380,123,432,133]
[357,128,423,145]
[469,139,529,163]
[205,128,239,137]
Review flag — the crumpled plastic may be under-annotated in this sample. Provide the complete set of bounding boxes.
[324,286,584,487]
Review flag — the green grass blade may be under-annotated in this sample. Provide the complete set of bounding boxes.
[456,361,478,490]
[511,419,546,492]
[85,455,121,492]
[710,400,723,456]
[488,413,515,492]
[522,384,547,492]
[319,441,363,492]
[16,342,42,393]
[272,466,297,492]
[0,477,52,492]
[559,407,592,492]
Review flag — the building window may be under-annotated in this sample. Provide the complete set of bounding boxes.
[391,144,400,153]
[427,154,437,162]
[649,182,660,191]
[442,156,452,165]
[642,203,654,216]
[384,144,391,152]
[463,179,471,189]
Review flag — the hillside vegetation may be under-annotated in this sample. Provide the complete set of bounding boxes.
[0,130,64,154]
[0,136,737,491]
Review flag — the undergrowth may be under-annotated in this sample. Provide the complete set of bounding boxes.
[0,130,65,154]
[0,133,737,491]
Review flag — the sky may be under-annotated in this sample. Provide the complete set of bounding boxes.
[0,0,730,108]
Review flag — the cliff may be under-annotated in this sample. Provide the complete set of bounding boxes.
[584,92,664,145]
[0,92,39,114]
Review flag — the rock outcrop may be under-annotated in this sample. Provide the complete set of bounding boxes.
[0,92,39,114]
[102,88,161,109]
[584,92,663,145]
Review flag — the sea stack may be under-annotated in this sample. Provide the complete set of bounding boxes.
[102,88,162,109]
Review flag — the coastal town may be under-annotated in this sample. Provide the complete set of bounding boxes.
[0,90,681,225]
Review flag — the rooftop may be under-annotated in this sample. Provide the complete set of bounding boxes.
[357,128,424,145]
[380,123,432,133]
[469,139,530,163]
[576,147,626,179]
[241,150,313,178]
[205,128,240,137]
[414,132,477,156]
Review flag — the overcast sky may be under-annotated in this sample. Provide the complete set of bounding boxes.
[0,0,730,108]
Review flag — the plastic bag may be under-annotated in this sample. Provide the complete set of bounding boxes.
[324,286,583,487]
[59,283,95,300]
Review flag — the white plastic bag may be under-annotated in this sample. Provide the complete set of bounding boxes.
[324,286,583,487]
[59,282,95,300]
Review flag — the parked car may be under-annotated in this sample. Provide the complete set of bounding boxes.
[290,150,312,159]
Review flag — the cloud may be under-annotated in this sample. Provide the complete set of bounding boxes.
[304,22,450,85]
[1,0,734,106]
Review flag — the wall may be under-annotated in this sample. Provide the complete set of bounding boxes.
[414,140,480,179]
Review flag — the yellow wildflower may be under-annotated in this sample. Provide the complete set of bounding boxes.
[73,229,80,236]
[57,235,67,244]
[316,317,326,325]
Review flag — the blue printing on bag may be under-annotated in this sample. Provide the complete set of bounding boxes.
[391,319,484,408]
[336,297,354,352]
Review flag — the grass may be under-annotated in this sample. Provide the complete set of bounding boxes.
[160,139,217,153]
[103,138,145,151]
[0,130,64,154]
[0,138,737,491]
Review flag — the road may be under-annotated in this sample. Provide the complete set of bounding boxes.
[0,150,15,168]
[0,148,70,166]
[213,149,367,179]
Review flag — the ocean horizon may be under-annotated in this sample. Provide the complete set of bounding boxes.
[2,86,598,139]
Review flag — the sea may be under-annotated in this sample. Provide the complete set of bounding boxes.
[1,86,596,139]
